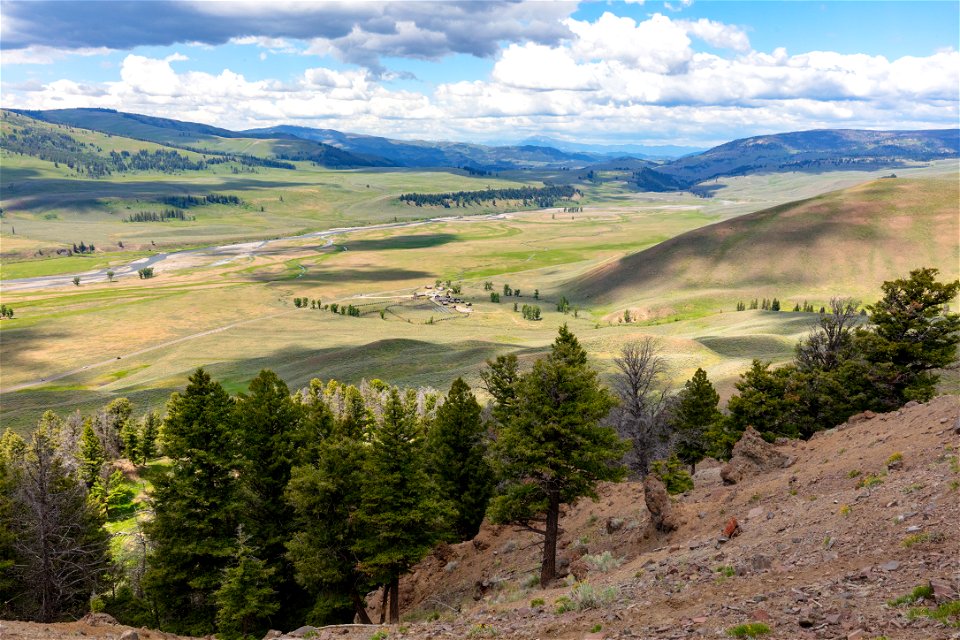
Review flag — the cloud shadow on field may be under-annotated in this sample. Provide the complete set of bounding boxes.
[339,233,459,252]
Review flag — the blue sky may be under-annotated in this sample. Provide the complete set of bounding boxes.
[1,1,957,146]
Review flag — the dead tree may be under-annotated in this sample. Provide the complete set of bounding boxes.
[795,297,861,371]
[11,428,110,621]
[609,338,675,475]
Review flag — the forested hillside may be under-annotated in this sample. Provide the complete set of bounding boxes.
[633,128,960,191]
[7,108,383,169]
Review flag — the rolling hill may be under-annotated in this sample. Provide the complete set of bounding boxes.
[569,175,960,314]
[634,129,960,192]
[9,108,385,168]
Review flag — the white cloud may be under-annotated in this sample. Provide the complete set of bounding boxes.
[2,11,956,145]
[680,18,750,52]
[1,45,113,65]
[566,12,693,73]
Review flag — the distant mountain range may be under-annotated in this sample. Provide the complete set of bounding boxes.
[634,129,960,192]
[244,124,597,169]
[7,108,958,190]
[518,136,705,159]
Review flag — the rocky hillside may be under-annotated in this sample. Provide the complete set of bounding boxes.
[8,396,958,640]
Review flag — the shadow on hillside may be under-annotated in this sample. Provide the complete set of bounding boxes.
[0,167,44,183]
[0,325,71,370]
[197,339,540,393]
[0,338,558,434]
[2,177,318,212]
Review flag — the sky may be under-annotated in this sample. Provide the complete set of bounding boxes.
[1,0,957,147]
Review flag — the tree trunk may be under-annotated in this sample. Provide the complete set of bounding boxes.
[540,491,560,587]
[389,576,400,624]
[352,590,373,625]
[378,585,388,624]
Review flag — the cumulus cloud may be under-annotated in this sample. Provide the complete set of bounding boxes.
[1,8,956,145]
[6,53,441,133]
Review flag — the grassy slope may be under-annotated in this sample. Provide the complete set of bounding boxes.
[0,111,540,266]
[569,176,960,319]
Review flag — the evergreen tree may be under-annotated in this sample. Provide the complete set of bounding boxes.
[0,434,22,617]
[340,385,373,438]
[143,368,238,635]
[487,325,626,586]
[215,527,279,640]
[119,419,139,460]
[138,411,160,464]
[480,353,520,428]
[79,419,105,488]
[672,368,721,473]
[428,378,493,540]
[286,430,373,625]
[353,388,451,623]
[857,267,960,404]
[233,370,308,629]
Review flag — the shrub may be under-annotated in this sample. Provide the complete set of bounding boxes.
[583,551,623,573]
[716,565,735,578]
[522,573,540,589]
[727,623,771,637]
[857,473,885,488]
[888,584,934,607]
[89,595,105,613]
[468,623,499,638]
[649,455,694,494]
[569,582,618,610]
[554,596,574,614]
[530,598,545,607]
[902,531,945,548]
[907,601,960,628]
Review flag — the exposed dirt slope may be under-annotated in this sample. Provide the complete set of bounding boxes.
[368,394,959,639]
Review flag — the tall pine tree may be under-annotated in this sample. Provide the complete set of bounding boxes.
[233,369,308,630]
[488,325,627,586]
[353,388,452,623]
[287,428,374,625]
[143,368,238,635]
[215,527,279,640]
[79,419,105,488]
[428,378,492,540]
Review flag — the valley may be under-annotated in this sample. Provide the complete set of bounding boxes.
[1,108,958,434]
